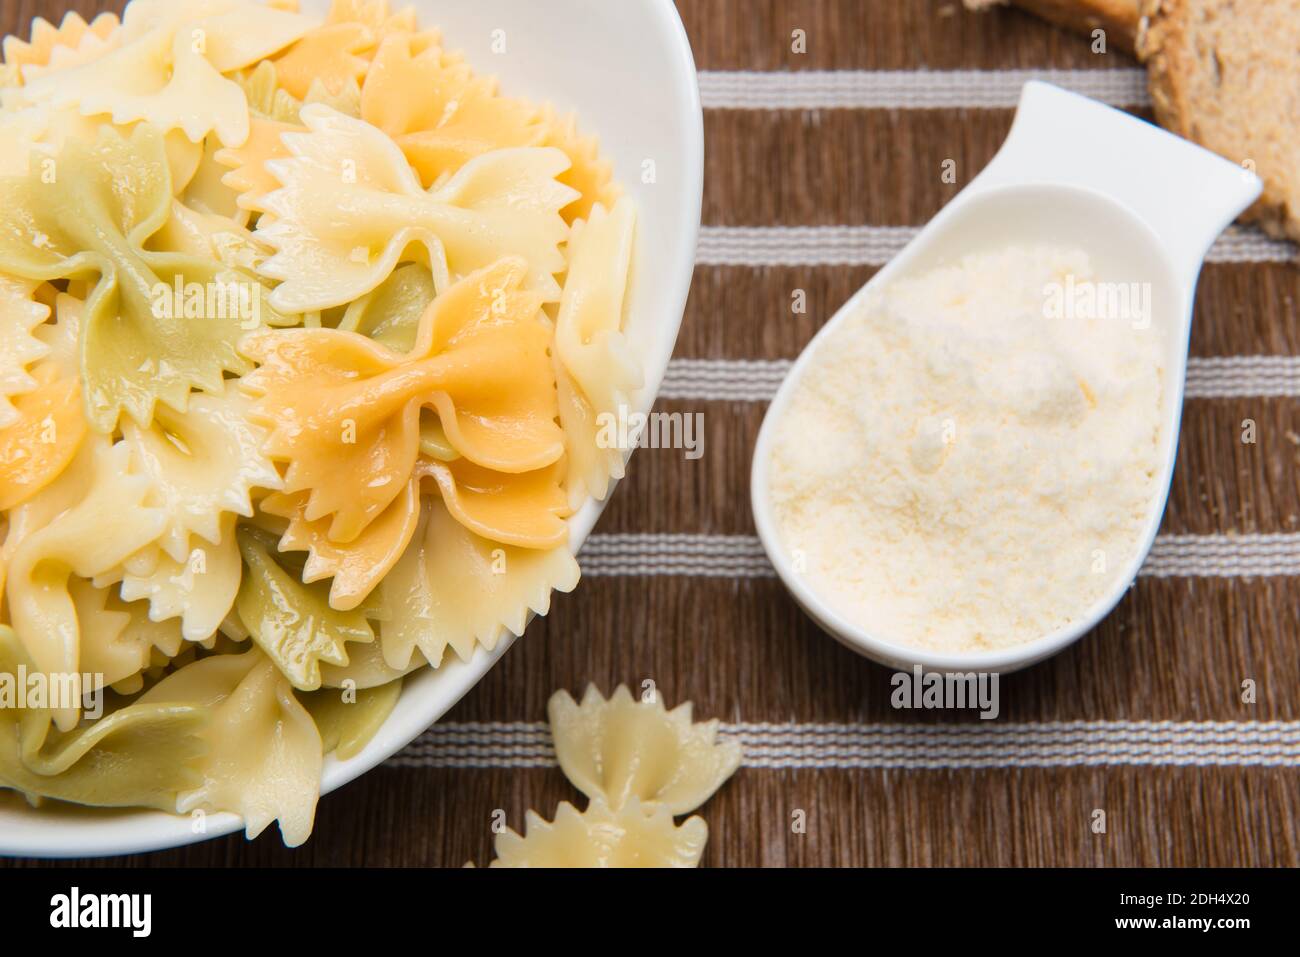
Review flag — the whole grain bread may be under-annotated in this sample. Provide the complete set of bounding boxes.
[1138,0,1300,242]
[1014,0,1140,52]
[963,0,1140,52]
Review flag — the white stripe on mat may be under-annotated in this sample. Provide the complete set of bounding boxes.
[386,720,1300,768]
[696,224,1296,266]
[577,533,1300,578]
[698,68,1150,110]
[660,357,1300,401]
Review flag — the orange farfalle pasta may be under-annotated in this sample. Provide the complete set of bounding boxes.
[215,116,303,217]
[326,0,418,35]
[325,0,436,59]
[0,291,86,512]
[0,275,51,429]
[239,257,564,544]
[355,35,617,222]
[416,457,569,551]
[354,32,617,222]
[254,457,569,611]
[0,11,119,82]
[359,34,545,188]
[541,105,621,224]
[259,479,421,611]
[0,363,86,512]
[272,21,373,100]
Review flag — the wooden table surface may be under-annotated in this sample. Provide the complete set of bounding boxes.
[3,0,1298,868]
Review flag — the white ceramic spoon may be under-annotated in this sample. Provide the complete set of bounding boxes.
[751,81,1262,674]
[1,0,701,857]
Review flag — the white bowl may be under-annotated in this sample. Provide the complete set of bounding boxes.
[751,83,1260,676]
[0,0,702,857]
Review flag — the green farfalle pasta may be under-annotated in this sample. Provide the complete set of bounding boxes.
[0,122,293,432]
[234,60,303,125]
[336,262,435,354]
[234,526,374,692]
[300,679,403,761]
[0,626,208,811]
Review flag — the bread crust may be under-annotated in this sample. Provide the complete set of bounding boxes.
[1138,0,1300,242]
[1013,0,1141,53]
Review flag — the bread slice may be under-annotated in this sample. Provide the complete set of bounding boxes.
[1013,0,1141,53]
[963,0,1140,52]
[1138,0,1300,242]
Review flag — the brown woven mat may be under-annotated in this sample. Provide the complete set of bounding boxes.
[4,0,1299,867]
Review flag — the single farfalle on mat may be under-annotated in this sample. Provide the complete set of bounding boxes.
[492,799,709,869]
[549,684,743,815]
[480,685,742,868]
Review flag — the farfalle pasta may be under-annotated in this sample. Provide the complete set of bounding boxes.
[479,685,741,868]
[0,0,636,846]
[548,684,742,816]
[491,798,709,869]
[252,104,574,310]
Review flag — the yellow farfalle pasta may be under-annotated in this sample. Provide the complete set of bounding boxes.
[378,496,579,672]
[71,578,186,691]
[253,104,575,311]
[554,199,641,505]
[0,0,640,848]
[548,684,743,816]
[112,519,244,644]
[5,438,167,730]
[0,105,50,177]
[475,685,741,867]
[120,392,281,563]
[149,200,270,273]
[181,136,249,224]
[0,276,50,429]
[10,1,311,146]
[490,799,708,869]
[140,647,323,846]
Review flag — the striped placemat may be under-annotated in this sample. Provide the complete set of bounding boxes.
[8,0,1297,868]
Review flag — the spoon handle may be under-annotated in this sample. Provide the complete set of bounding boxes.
[968,81,1262,292]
